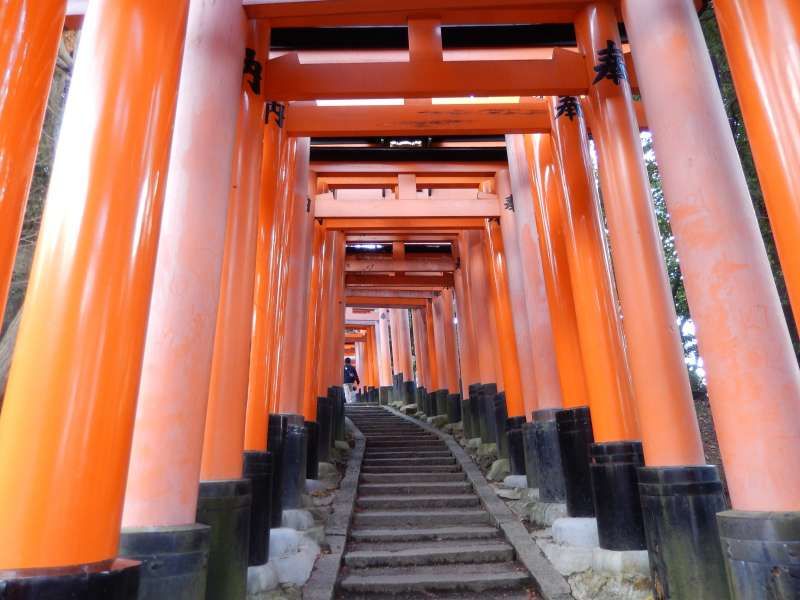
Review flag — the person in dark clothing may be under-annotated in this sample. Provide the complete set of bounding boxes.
[343,357,360,403]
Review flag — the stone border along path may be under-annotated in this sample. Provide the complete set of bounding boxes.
[305,402,573,600]
[303,420,366,600]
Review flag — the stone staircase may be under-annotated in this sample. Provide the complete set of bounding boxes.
[338,404,537,599]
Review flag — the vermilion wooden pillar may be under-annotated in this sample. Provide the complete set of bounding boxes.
[575,4,704,466]
[390,308,413,382]
[315,231,341,397]
[577,4,720,596]
[301,222,326,420]
[244,105,290,451]
[495,169,539,418]
[548,100,639,442]
[202,21,271,482]
[0,0,65,316]
[377,309,393,387]
[424,301,441,392]
[484,220,525,418]
[624,3,800,594]
[713,0,800,329]
[411,309,429,390]
[0,0,189,576]
[506,135,564,411]
[330,236,347,388]
[274,138,313,416]
[526,133,589,411]
[265,139,299,414]
[431,290,459,394]
[122,0,245,530]
[463,230,502,390]
[453,235,481,397]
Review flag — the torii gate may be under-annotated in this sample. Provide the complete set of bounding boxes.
[0,1,799,599]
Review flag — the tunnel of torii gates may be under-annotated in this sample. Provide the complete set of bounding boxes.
[0,0,799,598]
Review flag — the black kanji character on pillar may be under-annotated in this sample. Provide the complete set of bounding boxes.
[592,40,627,85]
[555,96,582,121]
[243,48,263,95]
[266,101,286,127]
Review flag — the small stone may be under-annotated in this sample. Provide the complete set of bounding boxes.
[281,509,315,531]
[303,525,326,545]
[317,462,337,479]
[552,517,600,548]
[487,458,510,481]
[426,415,448,428]
[466,437,482,450]
[496,488,521,500]
[271,533,321,586]
[247,561,279,597]
[503,475,529,489]
[269,527,303,558]
[537,537,594,576]
[400,403,418,414]
[305,479,328,494]
[591,547,650,577]
[334,440,350,452]
[529,500,568,528]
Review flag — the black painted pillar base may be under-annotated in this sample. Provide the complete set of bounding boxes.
[480,384,499,443]
[446,393,462,424]
[402,380,416,405]
[590,441,646,551]
[379,385,392,405]
[717,510,800,600]
[472,383,488,442]
[461,397,473,437]
[556,406,595,517]
[305,421,319,480]
[267,414,288,528]
[415,386,426,413]
[532,408,567,502]
[492,392,510,459]
[328,387,345,442]
[522,422,539,488]
[434,389,448,416]
[506,416,527,476]
[638,465,729,600]
[467,383,481,439]
[0,559,141,599]
[119,524,207,599]
[424,391,434,416]
[243,451,273,566]
[280,420,307,511]
[196,479,252,600]
[316,397,333,463]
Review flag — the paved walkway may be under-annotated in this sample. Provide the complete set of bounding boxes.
[337,404,538,598]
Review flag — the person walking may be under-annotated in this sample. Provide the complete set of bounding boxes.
[343,357,360,403]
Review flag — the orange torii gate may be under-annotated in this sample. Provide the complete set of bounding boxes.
[0,1,798,599]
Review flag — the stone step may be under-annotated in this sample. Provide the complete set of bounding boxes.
[360,472,466,483]
[362,457,456,467]
[349,526,500,543]
[339,563,530,594]
[354,509,491,528]
[343,542,514,568]
[366,440,447,452]
[360,464,461,473]
[358,481,472,495]
[364,450,452,458]
[357,494,479,510]
[363,437,437,442]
